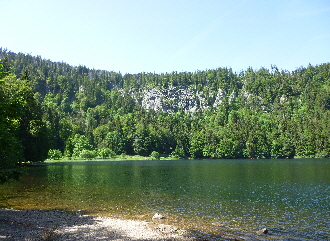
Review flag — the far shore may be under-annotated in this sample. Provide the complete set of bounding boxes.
[40,155,324,164]
[44,154,182,163]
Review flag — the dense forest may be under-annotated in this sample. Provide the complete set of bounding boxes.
[1,48,330,169]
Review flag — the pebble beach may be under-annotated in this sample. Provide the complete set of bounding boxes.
[0,208,199,241]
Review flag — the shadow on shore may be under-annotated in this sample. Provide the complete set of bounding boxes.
[0,208,201,241]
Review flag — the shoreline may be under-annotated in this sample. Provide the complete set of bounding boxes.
[0,208,201,241]
[37,156,329,165]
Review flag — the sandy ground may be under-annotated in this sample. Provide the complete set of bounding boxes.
[0,209,201,241]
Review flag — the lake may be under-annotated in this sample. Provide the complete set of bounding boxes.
[1,159,329,240]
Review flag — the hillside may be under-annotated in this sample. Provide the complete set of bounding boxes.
[1,48,330,165]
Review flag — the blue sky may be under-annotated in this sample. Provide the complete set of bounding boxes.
[2,0,330,74]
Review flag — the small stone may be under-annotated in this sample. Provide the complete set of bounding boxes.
[156,224,178,234]
[152,213,165,219]
[211,222,224,227]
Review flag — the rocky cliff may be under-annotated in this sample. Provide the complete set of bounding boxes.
[127,86,229,113]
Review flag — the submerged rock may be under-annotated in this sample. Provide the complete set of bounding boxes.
[211,222,225,227]
[256,228,268,235]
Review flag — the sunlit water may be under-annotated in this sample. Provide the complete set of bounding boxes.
[1,159,329,240]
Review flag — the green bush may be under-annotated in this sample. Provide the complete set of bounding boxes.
[98,148,116,159]
[71,134,93,158]
[170,145,185,158]
[150,151,160,160]
[315,151,328,158]
[119,153,127,159]
[108,150,116,158]
[80,150,97,160]
[48,149,62,160]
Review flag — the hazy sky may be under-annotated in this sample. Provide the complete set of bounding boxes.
[2,0,330,74]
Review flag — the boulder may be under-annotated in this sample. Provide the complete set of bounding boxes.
[152,213,165,219]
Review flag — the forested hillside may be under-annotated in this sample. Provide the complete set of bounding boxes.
[1,48,330,166]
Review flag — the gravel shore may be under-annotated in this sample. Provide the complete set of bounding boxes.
[0,209,199,241]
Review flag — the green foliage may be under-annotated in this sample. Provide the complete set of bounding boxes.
[48,149,62,160]
[0,168,24,183]
[170,145,186,159]
[104,131,125,154]
[98,148,116,158]
[189,131,205,158]
[0,69,50,168]
[79,149,97,160]
[150,151,160,160]
[119,153,127,159]
[271,134,295,158]
[216,127,242,158]
[1,49,330,161]
[133,124,154,156]
[70,134,93,158]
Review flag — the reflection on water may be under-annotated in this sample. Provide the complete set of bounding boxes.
[1,159,329,240]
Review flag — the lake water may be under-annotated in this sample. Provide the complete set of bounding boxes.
[1,159,329,240]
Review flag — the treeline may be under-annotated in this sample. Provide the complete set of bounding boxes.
[1,48,330,167]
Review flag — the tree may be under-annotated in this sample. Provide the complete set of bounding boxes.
[271,134,295,158]
[16,77,50,163]
[70,134,93,158]
[189,130,205,158]
[133,123,153,156]
[0,72,50,167]
[104,131,126,154]
[216,127,242,158]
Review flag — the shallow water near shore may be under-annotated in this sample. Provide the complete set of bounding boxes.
[1,159,329,240]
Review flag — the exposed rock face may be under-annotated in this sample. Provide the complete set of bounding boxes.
[213,88,226,108]
[139,86,208,113]
[125,85,243,113]
[228,90,237,104]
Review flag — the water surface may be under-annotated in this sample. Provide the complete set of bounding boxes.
[1,159,329,240]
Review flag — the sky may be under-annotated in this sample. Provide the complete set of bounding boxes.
[2,0,330,74]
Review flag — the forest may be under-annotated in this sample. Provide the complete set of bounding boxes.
[1,47,330,170]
